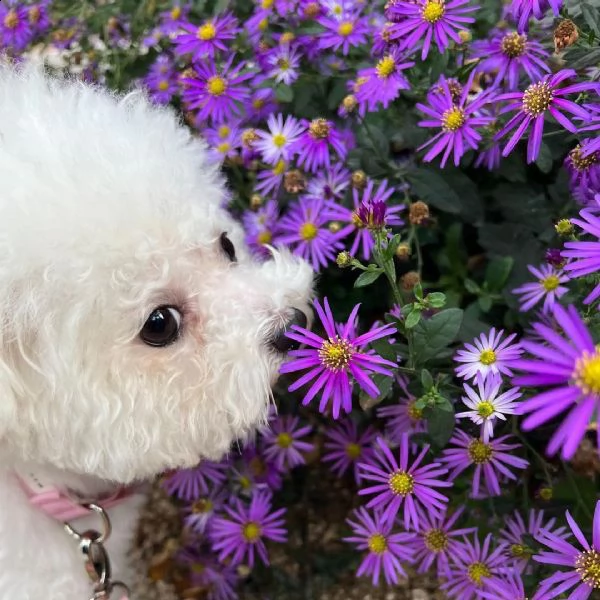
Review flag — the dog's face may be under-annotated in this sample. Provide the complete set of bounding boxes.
[0,66,312,483]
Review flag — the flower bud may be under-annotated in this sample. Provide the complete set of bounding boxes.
[329,221,342,233]
[351,170,367,190]
[336,251,352,268]
[341,94,358,114]
[284,169,306,194]
[250,194,263,209]
[400,271,420,291]
[395,243,411,260]
[409,201,430,225]
[555,219,573,236]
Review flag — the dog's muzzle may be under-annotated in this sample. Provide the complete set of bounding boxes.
[269,308,308,353]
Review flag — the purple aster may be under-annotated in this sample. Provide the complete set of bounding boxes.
[276,196,344,271]
[322,418,377,484]
[325,178,404,260]
[499,509,568,573]
[511,0,563,32]
[496,69,598,164]
[243,199,281,257]
[179,547,238,600]
[410,507,477,576]
[454,328,523,383]
[480,573,529,600]
[210,490,287,567]
[0,2,32,50]
[265,43,302,85]
[245,87,278,122]
[173,13,238,59]
[294,118,348,173]
[579,104,600,158]
[143,55,179,105]
[183,486,228,535]
[27,1,51,35]
[546,248,566,268]
[512,263,570,313]
[456,373,522,442]
[441,430,528,497]
[343,507,416,585]
[377,396,427,442]
[512,304,600,459]
[470,30,550,90]
[534,500,600,599]
[254,113,305,165]
[162,460,228,501]
[306,163,351,201]
[51,17,82,49]
[255,160,288,198]
[260,414,314,471]
[280,297,396,418]
[358,435,451,529]
[181,55,252,123]
[565,141,600,206]
[442,534,505,599]
[230,446,283,495]
[416,72,494,167]
[387,0,477,60]
[317,11,369,55]
[204,121,242,164]
[158,3,190,35]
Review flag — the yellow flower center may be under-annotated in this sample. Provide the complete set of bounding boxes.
[476,401,495,418]
[273,133,287,148]
[273,159,287,175]
[555,218,573,235]
[197,22,216,40]
[541,274,560,292]
[479,349,496,366]
[257,230,272,245]
[218,125,231,138]
[522,81,553,117]
[207,76,227,96]
[216,142,231,154]
[259,17,269,31]
[388,470,415,496]
[309,118,331,139]
[299,222,318,241]
[280,32,295,44]
[262,0,274,8]
[277,432,293,448]
[569,145,599,171]
[424,528,449,552]
[333,5,343,15]
[28,6,41,24]
[501,32,527,58]
[442,107,466,132]
[158,80,170,91]
[468,439,493,464]
[250,456,267,476]
[4,10,19,29]
[422,0,445,23]
[467,561,491,586]
[573,347,600,395]
[376,55,396,79]
[191,563,205,574]
[192,498,213,514]
[408,400,423,421]
[242,521,262,542]
[171,6,182,19]
[239,475,252,489]
[576,550,600,588]
[319,337,354,371]
[346,443,362,459]
[368,533,388,554]
[276,57,290,70]
[338,21,354,36]
[510,543,532,558]
[539,486,553,501]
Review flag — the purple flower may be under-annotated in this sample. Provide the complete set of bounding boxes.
[387,0,477,60]
[230,445,283,494]
[546,248,566,268]
[499,509,568,573]
[280,298,396,418]
[496,70,598,164]
[456,373,522,442]
[512,263,570,313]
[265,43,302,85]
[158,3,190,34]
[317,11,369,55]
[322,418,377,484]
[534,500,600,599]
[325,179,405,260]
[442,534,505,599]
[358,435,451,529]
[181,55,252,123]
[27,1,51,35]
[480,573,528,600]
[51,17,82,49]
[565,141,600,206]
[513,304,600,459]
[417,72,494,167]
[294,118,347,173]
[162,460,228,501]
[277,196,344,271]
[511,0,563,32]
[205,121,242,164]
[245,87,278,122]
[377,396,427,442]
[255,160,288,197]
[143,55,179,105]
[410,507,477,576]
[210,490,287,567]
[254,113,305,165]
[344,507,416,585]
[454,328,523,383]
[307,163,351,201]
[183,486,228,535]
[260,414,314,471]
[441,430,528,497]
[470,30,550,90]
[174,13,238,59]
[0,2,32,50]
[243,199,281,257]
[179,547,238,600]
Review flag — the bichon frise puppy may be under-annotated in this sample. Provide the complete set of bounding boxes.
[0,63,312,599]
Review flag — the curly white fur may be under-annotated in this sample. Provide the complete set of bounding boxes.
[0,62,313,599]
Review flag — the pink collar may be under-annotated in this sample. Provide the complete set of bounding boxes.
[14,470,134,522]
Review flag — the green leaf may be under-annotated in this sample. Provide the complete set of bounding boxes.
[404,309,422,329]
[485,256,514,291]
[464,278,480,294]
[478,295,493,313]
[535,142,553,174]
[582,2,600,36]
[371,338,398,362]
[275,85,294,103]
[425,403,455,448]
[421,369,434,390]
[385,234,403,259]
[426,292,446,309]
[407,168,460,214]
[412,308,464,363]
[354,269,383,288]
[359,374,394,411]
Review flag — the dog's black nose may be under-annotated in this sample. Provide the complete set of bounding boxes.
[270,308,308,353]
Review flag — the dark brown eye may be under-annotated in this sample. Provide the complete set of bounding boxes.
[220,232,237,262]
[140,306,182,347]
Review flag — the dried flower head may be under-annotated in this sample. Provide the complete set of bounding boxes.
[554,19,578,52]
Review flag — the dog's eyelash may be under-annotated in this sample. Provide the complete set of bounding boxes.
[220,232,237,263]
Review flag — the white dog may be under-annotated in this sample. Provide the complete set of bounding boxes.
[0,63,312,599]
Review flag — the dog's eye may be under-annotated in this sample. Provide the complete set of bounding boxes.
[220,232,237,263]
[140,306,182,347]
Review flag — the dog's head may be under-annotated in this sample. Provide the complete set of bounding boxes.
[0,65,312,483]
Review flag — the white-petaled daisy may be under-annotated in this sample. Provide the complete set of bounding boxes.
[254,113,306,165]
[454,328,522,383]
[512,263,569,313]
[455,373,522,442]
[266,43,302,85]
